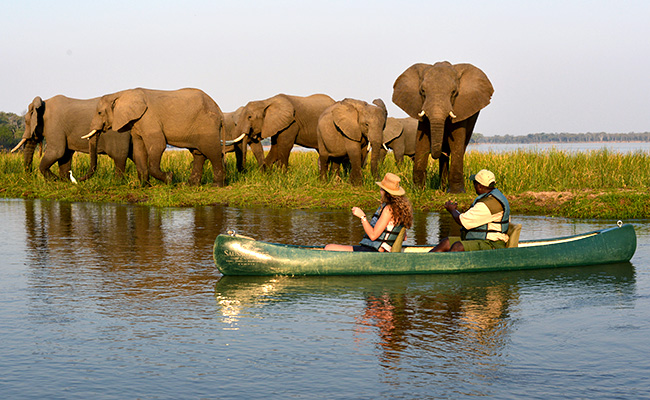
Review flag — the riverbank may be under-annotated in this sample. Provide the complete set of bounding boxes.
[1,149,649,219]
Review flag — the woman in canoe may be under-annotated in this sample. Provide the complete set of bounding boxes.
[325,173,413,252]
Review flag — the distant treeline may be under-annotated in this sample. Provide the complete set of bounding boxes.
[471,131,650,144]
[0,112,24,150]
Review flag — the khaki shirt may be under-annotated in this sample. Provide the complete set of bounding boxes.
[459,202,509,242]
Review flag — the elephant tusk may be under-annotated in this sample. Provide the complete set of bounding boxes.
[10,138,27,153]
[367,142,371,151]
[81,130,98,140]
[383,143,389,151]
[223,133,247,146]
[418,110,426,117]
[449,111,457,119]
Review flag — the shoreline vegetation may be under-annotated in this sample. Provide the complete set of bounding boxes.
[1,148,649,220]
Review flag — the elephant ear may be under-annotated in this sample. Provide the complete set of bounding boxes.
[451,63,494,122]
[383,117,403,144]
[28,96,44,138]
[392,63,429,119]
[333,100,363,142]
[113,90,147,131]
[261,96,294,139]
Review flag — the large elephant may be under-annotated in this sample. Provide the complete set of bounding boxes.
[221,107,264,172]
[317,98,388,185]
[235,93,335,170]
[11,95,132,181]
[85,88,225,186]
[392,61,494,192]
[378,116,418,168]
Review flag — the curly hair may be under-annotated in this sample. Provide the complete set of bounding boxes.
[384,192,413,229]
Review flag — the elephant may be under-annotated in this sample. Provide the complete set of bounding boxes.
[317,98,388,185]
[235,93,335,170]
[221,107,264,172]
[85,88,225,186]
[392,61,494,192]
[11,95,132,181]
[378,116,419,168]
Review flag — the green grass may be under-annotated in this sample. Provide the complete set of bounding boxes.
[1,148,649,219]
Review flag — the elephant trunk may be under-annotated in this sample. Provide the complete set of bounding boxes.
[429,118,446,159]
[22,139,38,173]
[80,133,100,181]
[370,139,383,179]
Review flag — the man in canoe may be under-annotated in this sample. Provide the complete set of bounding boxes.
[430,169,510,252]
[325,173,413,252]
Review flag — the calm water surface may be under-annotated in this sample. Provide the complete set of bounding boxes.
[1,199,649,399]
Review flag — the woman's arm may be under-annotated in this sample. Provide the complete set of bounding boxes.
[361,206,393,241]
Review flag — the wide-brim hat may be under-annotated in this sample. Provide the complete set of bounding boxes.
[469,169,496,187]
[376,173,406,196]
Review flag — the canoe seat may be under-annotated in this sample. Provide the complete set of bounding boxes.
[506,223,522,248]
[390,227,407,252]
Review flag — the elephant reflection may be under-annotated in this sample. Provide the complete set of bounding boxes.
[392,62,494,192]
[23,200,227,301]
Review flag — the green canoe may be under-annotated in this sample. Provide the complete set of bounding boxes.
[213,224,637,276]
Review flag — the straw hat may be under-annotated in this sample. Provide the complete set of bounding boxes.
[376,173,406,196]
[469,169,496,187]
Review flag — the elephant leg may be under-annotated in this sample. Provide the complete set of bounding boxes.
[144,134,172,184]
[413,125,430,188]
[113,155,128,179]
[132,135,150,185]
[267,124,299,170]
[189,149,206,185]
[58,150,74,181]
[109,144,130,180]
[438,152,450,190]
[234,145,245,172]
[38,147,65,181]
[200,147,225,187]
[318,153,330,181]
[392,140,406,166]
[263,141,277,170]
[331,161,341,179]
[345,142,364,186]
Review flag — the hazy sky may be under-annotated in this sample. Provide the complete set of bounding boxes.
[3,0,649,136]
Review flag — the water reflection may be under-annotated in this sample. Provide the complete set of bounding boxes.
[214,264,636,371]
[22,200,227,307]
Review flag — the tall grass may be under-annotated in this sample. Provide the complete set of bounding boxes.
[1,148,649,218]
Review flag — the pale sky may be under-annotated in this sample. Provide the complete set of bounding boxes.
[2,0,649,136]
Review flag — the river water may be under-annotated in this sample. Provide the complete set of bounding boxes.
[1,199,649,399]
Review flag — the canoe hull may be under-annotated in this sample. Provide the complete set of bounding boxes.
[213,224,637,276]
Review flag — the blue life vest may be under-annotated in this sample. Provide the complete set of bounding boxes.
[359,204,404,251]
[461,188,510,241]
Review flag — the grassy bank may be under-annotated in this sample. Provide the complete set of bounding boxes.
[1,148,649,219]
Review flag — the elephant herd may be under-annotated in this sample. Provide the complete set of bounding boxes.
[12,61,493,193]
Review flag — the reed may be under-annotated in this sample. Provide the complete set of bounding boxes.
[1,148,649,218]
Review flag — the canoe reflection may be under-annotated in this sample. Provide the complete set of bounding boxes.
[215,264,635,363]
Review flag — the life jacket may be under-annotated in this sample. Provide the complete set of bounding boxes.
[359,204,404,251]
[461,188,510,241]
